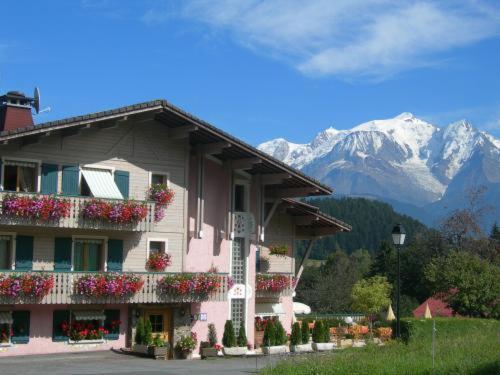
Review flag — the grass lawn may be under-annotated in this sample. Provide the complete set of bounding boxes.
[261,318,500,375]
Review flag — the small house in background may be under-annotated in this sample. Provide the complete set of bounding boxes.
[413,294,454,318]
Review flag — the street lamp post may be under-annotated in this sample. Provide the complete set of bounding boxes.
[392,223,406,339]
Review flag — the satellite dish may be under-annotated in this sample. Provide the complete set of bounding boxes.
[33,87,40,114]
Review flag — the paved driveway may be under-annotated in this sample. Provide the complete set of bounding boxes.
[0,350,283,375]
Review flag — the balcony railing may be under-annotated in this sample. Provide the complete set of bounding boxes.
[0,192,156,232]
[0,271,230,305]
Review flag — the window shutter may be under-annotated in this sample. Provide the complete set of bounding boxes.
[54,238,72,271]
[114,170,129,199]
[256,247,261,273]
[11,311,30,344]
[61,165,79,196]
[52,310,70,342]
[41,164,58,195]
[107,239,123,272]
[104,309,121,340]
[15,236,33,271]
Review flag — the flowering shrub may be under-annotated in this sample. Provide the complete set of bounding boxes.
[375,327,392,340]
[255,273,291,293]
[61,321,109,341]
[147,183,175,222]
[175,332,197,352]
[269,245,288,257]
[81,199,148,224]
[146,252,172,271]
[0,273,54,299]
[157,273,221,298]
[2,195,70,221]
[227,276,235,290]
[75,273,144,298]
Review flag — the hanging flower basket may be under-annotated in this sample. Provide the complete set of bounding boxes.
[81,199,148,224]
[269,245,288,257]
[147,183,175,222]
[255,274,291,293]
[1,195,71,221]
[157,273,221,298]
[74,273,144,298]
[0,273,54,299]
[146,252,172,272]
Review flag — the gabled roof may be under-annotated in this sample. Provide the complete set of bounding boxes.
[0,99,332,196]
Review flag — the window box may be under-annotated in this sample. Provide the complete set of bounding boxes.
[68,339,105,345]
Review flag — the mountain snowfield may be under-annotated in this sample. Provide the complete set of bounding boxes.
[258,113,500,226]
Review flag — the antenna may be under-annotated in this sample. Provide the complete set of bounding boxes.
[33,87,40,114]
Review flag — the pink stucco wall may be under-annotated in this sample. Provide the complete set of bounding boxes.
[0,305,128,357]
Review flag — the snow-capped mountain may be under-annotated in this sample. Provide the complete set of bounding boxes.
[258,113,500,226]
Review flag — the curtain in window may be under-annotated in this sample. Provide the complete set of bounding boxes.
[0,238,11,270]
[74,240,102,271]
[19,166,35,192]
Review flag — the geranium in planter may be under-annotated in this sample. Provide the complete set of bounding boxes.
[74,273,144,298]
[255,274,291,293]
[269,245,288,257]
[157,273,221,299]
[146,252,172,272]
[147,183,175,222]
[81,199,148,225]
[0,273,54,299]
[2,194,71,221]
[175,332,197,359]
[201,323,221,358]
[62,321,109,342]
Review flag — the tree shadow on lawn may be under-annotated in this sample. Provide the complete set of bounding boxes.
[471,361,500,375]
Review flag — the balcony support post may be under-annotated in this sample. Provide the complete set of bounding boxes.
[294,237,319,289]
[260,198,281,243]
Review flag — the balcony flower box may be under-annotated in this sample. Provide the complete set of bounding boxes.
[255,274,291,293]
[147,183,175,222]
[81,199,148,225]
[0,273,54,299]
[312,342,335,351]
[290,343,313,353]
[146,252,172,272]
[74,273,144,298]
[223,346,248,356]
[157,273,221,299]
[1,194,71,222]
[262,345,288,355]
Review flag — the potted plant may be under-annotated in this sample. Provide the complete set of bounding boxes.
[301,319,310,344]
[175,332,197,359]
[222,320,247,356]
[290,322,313,353]
[312,321,334,351]
[148,334,170,359]
[262,319,288,355]
[201,323,220,358]
[132,318,152,354]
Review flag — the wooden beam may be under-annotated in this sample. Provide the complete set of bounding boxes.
[267,187,320,198]
[263,199,281,228]
[196,142,231,156]
[295,238,317,288]
[261,173,292,185]
[169,124,199,140]
[231,157,262,170]
[293,215,319,226]
[295,226,341,237]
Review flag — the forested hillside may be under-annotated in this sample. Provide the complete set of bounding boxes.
[297,197,427,259]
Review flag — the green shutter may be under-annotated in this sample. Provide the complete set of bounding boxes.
[114,170,129,199]
[87,243,99,271]
[52,310,70,342]
[11,311,30,344]
[15,236,33,271]
[104,309,121,340]
[73,242,83,271]
[41,164,58,195]
[54,238,72,271]
[61,165,79,196]
[107,239,123,272]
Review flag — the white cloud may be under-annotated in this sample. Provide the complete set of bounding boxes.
[157,0,500,79]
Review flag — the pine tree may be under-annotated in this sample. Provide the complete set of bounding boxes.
[263,320,276,347]
[274,320,287,345]
[207,323,218,347]
[301,319,310,344]
[312,321,324,343]
[237,321,247,347]
[290,322,302,346]
[491,222,500,241]
[222,320,236,348]
[144,318,153,346]
[135,317,145,345]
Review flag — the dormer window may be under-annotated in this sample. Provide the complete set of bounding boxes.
[3,160,38,193]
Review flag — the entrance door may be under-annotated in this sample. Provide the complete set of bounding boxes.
[145,309,172,343]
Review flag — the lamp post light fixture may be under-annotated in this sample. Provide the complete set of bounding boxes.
[392,223,406,339]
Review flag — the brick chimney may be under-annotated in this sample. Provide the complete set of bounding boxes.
[0,91,35,132]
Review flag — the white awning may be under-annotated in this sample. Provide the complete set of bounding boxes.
[73,310,106,321]
[81,168,123,199]
[293,302,311,315]
[255,303,284,317]
[0,311,13,324]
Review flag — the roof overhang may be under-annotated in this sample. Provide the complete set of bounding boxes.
[0,100,332,197]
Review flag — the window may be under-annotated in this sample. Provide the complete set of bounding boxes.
[149,241,165,256]
[73,239,104,271]
[0,235,13,270]
[150,172,168,186]
[3,160,38,193]
[80,167,123,199]
[149,314,164,334]
[234,184,246,212]
[256,247,261,273]
[11,311,30,344]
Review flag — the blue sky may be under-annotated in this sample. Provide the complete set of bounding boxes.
[1,0,500,145]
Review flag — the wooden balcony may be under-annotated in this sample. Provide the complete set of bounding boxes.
[0,192,155,232]
[0,271,230,305]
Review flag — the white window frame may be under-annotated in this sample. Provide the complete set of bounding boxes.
[79,164,116,196]
[71,235,108,272]
[1,157,42,193]
[0,231,16,271]
[148,171,170,188]
[146,237,169,260]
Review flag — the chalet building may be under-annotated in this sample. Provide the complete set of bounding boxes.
[0,90,350,357]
